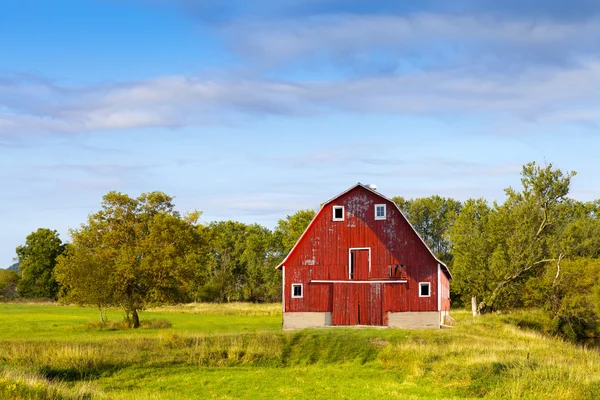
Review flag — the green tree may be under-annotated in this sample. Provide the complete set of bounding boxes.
[448,198,495,312]
[523,258,600,340]
[273,209,316,256]
[0,269,19,300]
[55,191,201,328]
[483,162,576,310]
[242,224,281,302]
[16,228,66,299]
[192,222,281,303]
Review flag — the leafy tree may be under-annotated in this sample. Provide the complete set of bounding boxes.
[196,221,251,302]
[482,162,576,310]
[0,269,19,300]
[241,224,281,302]
[55,191,201,328]
[273,209,316,255]
[448,198,494,312]
[193,222,281,303]
[16,228,66,299]
[523,258,600,340]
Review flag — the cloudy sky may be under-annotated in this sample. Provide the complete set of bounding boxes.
[1,0,599,266]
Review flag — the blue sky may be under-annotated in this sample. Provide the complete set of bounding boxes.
[1,0,599,266]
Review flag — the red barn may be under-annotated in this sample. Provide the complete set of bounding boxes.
[277,183,451,329]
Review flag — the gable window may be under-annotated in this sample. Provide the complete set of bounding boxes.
[333,206,345,221]
[292,284,303,298]
[419,282,431,297]
[375,204,386,220]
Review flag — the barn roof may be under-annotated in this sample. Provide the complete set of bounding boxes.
[276,183,453,280]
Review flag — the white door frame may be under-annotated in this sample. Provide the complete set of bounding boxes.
[348,247,371,280]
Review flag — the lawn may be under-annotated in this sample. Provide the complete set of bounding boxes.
[0,303,599,399]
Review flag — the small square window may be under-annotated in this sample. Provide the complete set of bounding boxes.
[375,204,386,220]
[333,206,345,221]
[292,284,303,298]
[419,282,431,297]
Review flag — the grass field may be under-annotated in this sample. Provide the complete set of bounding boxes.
[0,303,599,399]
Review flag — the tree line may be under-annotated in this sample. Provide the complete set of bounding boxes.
[2,191,315,327]
[3,161,600,337]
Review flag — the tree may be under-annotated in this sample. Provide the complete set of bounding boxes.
[16,228,66,299]
[448,198,494,313]
[55,191,201,328]
[196,221,251,302]
[483,162,576,310]
[192,222,282,303]
[273,209,316,256]
[523,258,600,340]
[0,269,19,300]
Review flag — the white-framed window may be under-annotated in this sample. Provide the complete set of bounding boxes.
[375,204,386,220]
[419,282,431,297]
[291,284,303,298]
[333,206,345,221]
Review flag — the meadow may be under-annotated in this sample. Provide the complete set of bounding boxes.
[0,303,599,399]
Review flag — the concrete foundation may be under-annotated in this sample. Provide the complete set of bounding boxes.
[283,312,332,329]
[387,311,441,329]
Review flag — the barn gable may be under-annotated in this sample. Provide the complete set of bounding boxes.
[277,183,452,279]
[279,183,452,329]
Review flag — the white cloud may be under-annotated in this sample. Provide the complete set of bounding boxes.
[2,11,600,136]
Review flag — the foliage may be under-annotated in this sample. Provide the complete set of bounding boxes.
[273,209,316,255]
[55,191,201,328]
[448,198,494,302]
[16,229,66,299]
[523,258,600,340]
[0,269,19,300]
[192,221,281,303]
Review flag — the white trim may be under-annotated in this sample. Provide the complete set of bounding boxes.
[375,204,387,220]
[348,247,370,279]
[437,264,441,311]
[311,280,407,284]
[419,282,431,297]
[291,283,303,298]
[332,205,345,221]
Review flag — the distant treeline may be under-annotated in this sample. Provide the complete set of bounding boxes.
[3,161,600,338]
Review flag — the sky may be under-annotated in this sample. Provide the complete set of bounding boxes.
[1,0,600,266]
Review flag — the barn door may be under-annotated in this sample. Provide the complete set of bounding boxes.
[332,284,357,325]
[332,283,383,326]
[361,283,382,325]
[349,249,370,280]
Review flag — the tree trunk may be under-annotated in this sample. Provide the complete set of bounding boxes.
[472,296,480,317]
[98,306,107,326]
[132,309,140,329]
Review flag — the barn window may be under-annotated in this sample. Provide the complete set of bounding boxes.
[375,204,386,220]
[333,206,345,221]
[291,284,303,298]
[419,282,431,297]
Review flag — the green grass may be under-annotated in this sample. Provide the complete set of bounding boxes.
[0,303,599,399]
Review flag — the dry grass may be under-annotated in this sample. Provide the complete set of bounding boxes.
[149,302,282,316]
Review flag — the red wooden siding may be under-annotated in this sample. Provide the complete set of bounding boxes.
[283,185,448,323]
[332,283,382,325]
[440,270,451,312]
